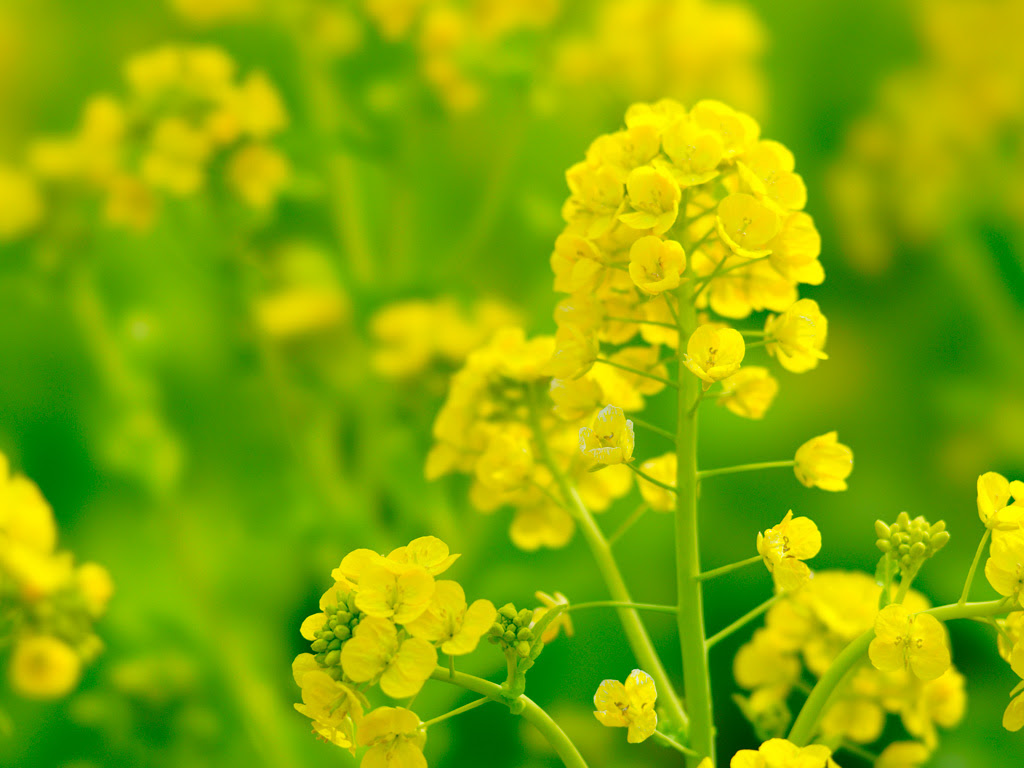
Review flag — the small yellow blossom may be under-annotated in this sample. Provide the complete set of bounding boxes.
[340,617,437,699]
[716,193,780,258]
[730,738,838,768]
[355,563,435,624]
[294,669,363,752]
[404,581,496,655]
[977,471,1024,530]
[764,298,828,373]
[869,604,951,681]
[628,236,685,294]
[475,431,534,493]
[1006,692,1024,732]
[689,100,760,160]
[549,376,602,421]
[718,366,778,419]
[875,742,931,768]
[532,591,574,643]
[227,143,290,209]
[985,529,1024,606]
[9,635,82,700]
[0,166,44,241]
[579,405,635,466]
[683,324,745,389]
[77,562,114,617]
[608,345,669,396]
[636,453,676,512]
[619,166,681,234]
[738,140,807,211]
[794,431,853,491]
[661,117,724,186]
[757,511,821,591]
[387,536,460,576]
[545,324,598,379]
[358,706,427,768]
[593,669,657,743]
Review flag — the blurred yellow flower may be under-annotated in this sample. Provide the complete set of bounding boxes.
[9,635,81,700]
[593,669,657,743]
[875,742,931,768]
[730,738,837,768]
[794,431,853,491]
[718,366,778,419]
[636,453,676,512]
[227,143,290,209]
[357,706,426,768]
[869,604,951,681]
[0,166,43,241]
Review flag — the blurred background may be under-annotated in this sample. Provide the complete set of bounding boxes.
[0,0,1022,765]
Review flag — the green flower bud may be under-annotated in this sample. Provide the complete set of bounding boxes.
[499,604,518,621]
[324,650,341,667]
[311,639,328,653]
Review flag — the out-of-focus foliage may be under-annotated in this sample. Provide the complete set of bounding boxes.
[0,0,1020,766]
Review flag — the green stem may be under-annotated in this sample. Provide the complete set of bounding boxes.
[631,418,677,442]
[697,460,795,481]
[594,358,678,389]
[421,696,490,728]
[627,463,678,493]
[568,601,679,615]
[608,503,649,546]
[698,555,763,582]
[527,394,689,733]
[789,598,1017,745]
[651,729,700,757]
[706,594,780,649]
[429,668,588,768]
[958,528,992,604]
[675,274,714,766]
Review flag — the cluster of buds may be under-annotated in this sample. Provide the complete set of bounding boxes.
[306,593,363,680]
[875,512,950,573]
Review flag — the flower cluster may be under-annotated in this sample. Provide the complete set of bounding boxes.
[370,297,520,380]
[734,570,961,752]
[0,452,113,700]
[0,44,290,241]
[292,536,496,763]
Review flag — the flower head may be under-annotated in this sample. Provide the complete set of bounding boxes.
[869,603,951,681]
[579,405,635,466]
[357,706,427,768]
[765,299,828,373]
[628,236,685,294]
[593,669,657,743]
[683,324,745,390]
[794,431,853,491]
[757,511,821,591]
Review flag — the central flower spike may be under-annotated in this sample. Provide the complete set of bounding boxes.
[593,669,658,743]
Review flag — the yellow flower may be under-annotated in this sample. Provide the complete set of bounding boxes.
[593,669,657,743]
[387,536,460,576]
[256,288,348,340]
[628,236,686,294]
[475,431,533,493]
[683,324,745,389]
[404,580,497,655]
[764,299,828,373]
[545,324,598,379]
[294,669,363,752]
[767,212,824,286]
[355,562,435,624]
[227,143,290,209]
[985,529,1024,606]
[509,503,575,551]
[730,738,837,768]
[579,405,635,466]
[9,635,82,700]
[662,117,724,186]
[0,166,44,241]
[869,604,951,681]
[0,454,57,554]
[757,511,821,591]
[340,617,437,699]
[794,431,853,491]
[141,117,212,195]
[1006,692,1024,732]
[357,706,426,768]
[636,453,676,512]
[716,193,780,258]
[977,471,1024,530]
[532,591,574,643]
[876,742,930,768]
[737,140,807,211]
[549,376,602,421]
[77,562,114,617]
[718,366,778,419]
[619,166,681,234]
[689,100,760,160]
[608,345,669,396]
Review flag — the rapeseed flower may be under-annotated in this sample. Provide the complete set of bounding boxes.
[593,669,657,743]
[794,432,853,491]
[869,604,951,681]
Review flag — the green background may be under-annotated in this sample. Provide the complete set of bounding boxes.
[0,0,1021,766]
